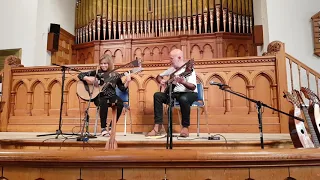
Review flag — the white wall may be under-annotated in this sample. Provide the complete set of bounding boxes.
[253,0,270,56]
[0,0,76,66]
[0,0,38,67]
[266,0,320,73]
[35,0,76,66]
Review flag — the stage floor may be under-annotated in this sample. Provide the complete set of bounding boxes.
[0,132,294,150]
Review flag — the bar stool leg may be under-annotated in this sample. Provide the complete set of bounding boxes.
[105,104,118,150]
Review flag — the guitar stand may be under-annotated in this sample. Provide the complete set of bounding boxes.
[211,83,305,149]
[76,108,97,142]
[77,80,97,142]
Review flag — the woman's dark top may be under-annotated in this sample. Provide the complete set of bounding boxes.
[77,69,127,99]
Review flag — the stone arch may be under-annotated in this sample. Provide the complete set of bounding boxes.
[143,47,152,61]
[12,80,27,92]
[226,44,236,57]
[142,75,157,89]
[190,44,201,59]
[86,52,94,63]
[237,44,247,57]
[134,48,143,59]
[104,49,113,57]
[252,72,275,86]
[203,44,214,59]
[78,53,86,64]
[65,78,78,91]
[161,46,170,61]
[114,49,123,63]
[170,45,178,51]
[205,74,226,86]
[29,80,45,92]
[47,79,61,92]
[228,72,250,86]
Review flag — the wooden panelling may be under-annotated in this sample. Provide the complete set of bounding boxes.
[1,56,281,134]
[0,149,319,179]
[51,28,75,65]
[311,12,320,57]
[73,33,255,65]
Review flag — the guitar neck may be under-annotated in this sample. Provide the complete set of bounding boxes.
[107,71,132,82]
[101,71,130,92]
[301,105,320,147]
[167,71,192,84]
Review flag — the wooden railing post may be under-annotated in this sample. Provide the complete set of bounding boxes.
[274,42,290,133]
[0,56,24,131]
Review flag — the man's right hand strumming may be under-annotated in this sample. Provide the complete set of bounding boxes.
[156,75,166,85]
[159,79,166,85]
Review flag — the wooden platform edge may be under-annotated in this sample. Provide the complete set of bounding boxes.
[0,148,319,168]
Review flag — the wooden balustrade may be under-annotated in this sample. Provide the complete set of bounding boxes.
[73,33,256,65]
[0,44,291,134]
[285,53,320,98]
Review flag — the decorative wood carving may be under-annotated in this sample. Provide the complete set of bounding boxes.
[311,12,320,57]
[1,55,282,134]
[262,41,282,56]
[74,33,255,65]
[4,56,23,67]
[51,28,75,65]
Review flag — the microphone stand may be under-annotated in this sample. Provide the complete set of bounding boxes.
[76,80,97,142]
[37,63,81,138]
[211,83,304,149]
[166,83,173,149]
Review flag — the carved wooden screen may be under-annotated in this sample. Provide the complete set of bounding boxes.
[311,11,320,57]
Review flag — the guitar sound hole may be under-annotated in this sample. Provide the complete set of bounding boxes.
[301,129,305,134]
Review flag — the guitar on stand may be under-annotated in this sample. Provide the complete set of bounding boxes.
[293,89,320,148]
[300,87,320,142]
[283,91,314,148]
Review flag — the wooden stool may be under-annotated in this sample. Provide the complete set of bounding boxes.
[105,103,118,150]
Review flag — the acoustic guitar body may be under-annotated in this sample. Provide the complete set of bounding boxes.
[76,81,101,101]
[308,103,320,142]
[288,107,314,148]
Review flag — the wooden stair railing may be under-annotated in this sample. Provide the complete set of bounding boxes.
[262,40,319,133]
[0,56,24,131]
[285,53,320,97]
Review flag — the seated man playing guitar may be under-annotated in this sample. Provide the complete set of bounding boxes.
[146,49,198,137]
[77,54,132,136]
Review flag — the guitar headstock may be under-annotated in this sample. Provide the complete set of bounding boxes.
[301,87,319,103]
[283,91,300,107]
[186,59,194,69]
[131,57,143,67]
[130,66,143,74]
[293,89,305,107]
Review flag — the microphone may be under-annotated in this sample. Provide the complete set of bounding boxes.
[52,63,81,72]
[209,81,228,87]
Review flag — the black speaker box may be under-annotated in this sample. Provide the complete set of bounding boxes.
[49,23,60,34]
[47,23,61,52]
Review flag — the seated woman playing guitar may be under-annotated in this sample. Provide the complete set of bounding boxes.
[146,49,198,137]
[78,54,131,136]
